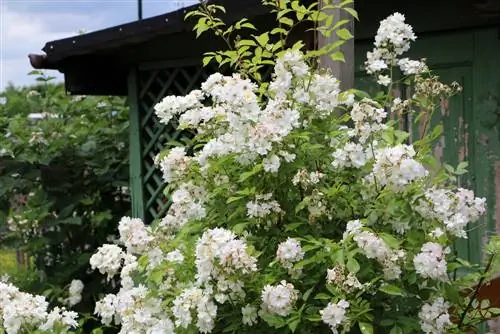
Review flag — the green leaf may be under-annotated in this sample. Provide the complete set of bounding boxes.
[232,223,248,234]
[285,222,304,232]
[58,217,82,225]
[242,22,257,30]
[288,318,300,333]
[380,319,394,327]
[457,161,469,170]
[279,16,294,27]
[238,39,257,47]
[379,284,405,296]
[202,56,213,66]
[430,123,443,140]
[238,163,263,182]
[302,287,314,301]
[150,269,165,284]
[331,248,344,265]
[342,7,359,20]
[270,27,287,35]
[379,233,401,248]
[330,51,345,62]
[389,325,404,334]
[346,257,360,273]
[261,313,287,328]
[255,32,270,47]
[336,28,353,40]
[314,293,331,300]
[359,322,374,334]
[226,196,244,204]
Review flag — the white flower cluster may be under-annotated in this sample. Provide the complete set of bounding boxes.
[345,221,404,280]
[156,146,192,183]
[320,299,349,334]
[241,304,258,326]
[195,228,258,284]
[276,238,304,272]
[326,267,364,292]
[273,51,353,117]
[349,98,387,144]
[95,285,173,334]
[89,244,125,279]
[39,307,78,333]
[172,286,216,333]
[365,12,428,79]
[246,193,282,219]
[413,242,450,281]
[398,57,428,75]
[292,169,324,188]
[418,297,452,333]
[261,280,298,316]
[206,72,301,167]
[269,50,309,98]
[154,89,204,125]
[332,142,367,168]
[262,154,281,173]
[154,50,351,173]
[417,187,486,238]
[367,144,428,190]
[166,249,185,264]
[296,74,343,117]
[0,281,78,334]
[66,279,84,307]
[120,253,139,290]
[160,182,207,233]
[118,216,153,254]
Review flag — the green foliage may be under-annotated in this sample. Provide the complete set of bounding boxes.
[0,71,128,331]
[186,0,357,83]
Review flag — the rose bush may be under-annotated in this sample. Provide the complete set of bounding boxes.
[85,2,500,334]
[3,1,500,333]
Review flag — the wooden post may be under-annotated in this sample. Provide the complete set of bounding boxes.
[318,0,355,90]
[127,68,146,221]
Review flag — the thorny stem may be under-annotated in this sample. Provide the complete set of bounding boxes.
[458,253,496,328]
[420,107,432,139]
[368,141,379,192]
[385,65,394,109]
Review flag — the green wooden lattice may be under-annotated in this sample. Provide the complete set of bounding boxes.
[132,65,214,223]
[129,63,276,223]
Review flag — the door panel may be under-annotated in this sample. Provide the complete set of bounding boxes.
[354,33,480,263]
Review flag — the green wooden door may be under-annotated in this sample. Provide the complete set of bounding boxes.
[355,29,500,267]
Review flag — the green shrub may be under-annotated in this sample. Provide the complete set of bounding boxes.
[0,72,129,331]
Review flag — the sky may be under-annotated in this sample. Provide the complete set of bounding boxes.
[0,0,197,90]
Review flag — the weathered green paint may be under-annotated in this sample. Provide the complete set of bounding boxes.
[128,68,146,220]
[355,29,500,268]
[355,29,498,264]
[405,30,499,268]
[355,30,500,331]
[474,31,500,332]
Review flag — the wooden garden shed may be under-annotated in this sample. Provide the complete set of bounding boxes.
[29,0,500,270]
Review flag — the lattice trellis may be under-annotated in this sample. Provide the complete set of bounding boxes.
[135,65,208,223]
[133,63,274,223]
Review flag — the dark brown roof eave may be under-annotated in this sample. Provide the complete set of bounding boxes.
[28,54,59,70]
[34,0,265,67]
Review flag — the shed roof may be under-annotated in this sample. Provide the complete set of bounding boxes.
[29,0,269,95]
[29,0,500,96]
